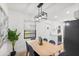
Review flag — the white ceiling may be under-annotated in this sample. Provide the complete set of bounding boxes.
[6,3,79,22]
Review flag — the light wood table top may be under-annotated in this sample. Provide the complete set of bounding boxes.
[27,40,64,56]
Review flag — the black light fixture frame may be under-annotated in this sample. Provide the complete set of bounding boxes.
[37,3,44,8]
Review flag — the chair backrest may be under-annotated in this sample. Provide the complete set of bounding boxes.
[28,45,35,56]
[49,40,55,45]
[43,38,48,41]
[26,41,35,56]
[58,52,65,56]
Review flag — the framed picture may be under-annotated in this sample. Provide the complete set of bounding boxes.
[24,20,36,39]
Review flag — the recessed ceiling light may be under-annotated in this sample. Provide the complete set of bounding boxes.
[66,11,70,14]
[54,16,58,19]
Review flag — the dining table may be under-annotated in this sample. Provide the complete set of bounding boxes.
[26,39,64,56]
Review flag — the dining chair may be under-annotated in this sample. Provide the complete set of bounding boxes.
[26,41,35,56]
[49,40,55,45]
[43,38,48,42]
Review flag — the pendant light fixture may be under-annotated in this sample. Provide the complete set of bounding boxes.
[34,3,48,22]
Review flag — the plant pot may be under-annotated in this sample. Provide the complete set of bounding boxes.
[10,51,16,56]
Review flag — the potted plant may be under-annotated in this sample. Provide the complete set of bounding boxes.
[8,29,20,56]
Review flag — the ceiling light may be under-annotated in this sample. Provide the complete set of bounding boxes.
[66,11,70,14]
[54,16,58,19]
